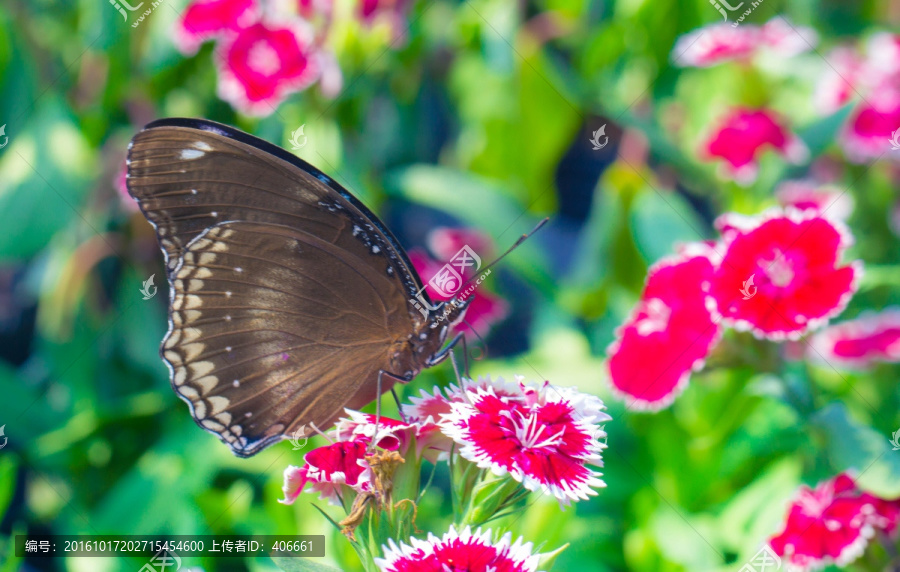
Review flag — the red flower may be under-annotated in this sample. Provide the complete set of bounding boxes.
[174,0,259,55]
[774,180,854,221]
[215,20,320,116]
[375,526,541,572]
[607,247,722,410]
[440,377,611,504]
[809,309,900,369]
[280,440,372,506]
[708,209,861,340]
[769,473,900,570]
[702,108,807,184]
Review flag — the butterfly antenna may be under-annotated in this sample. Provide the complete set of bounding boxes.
[461,318,488,364]
[457,217,549,291]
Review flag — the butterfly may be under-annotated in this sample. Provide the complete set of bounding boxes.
[126,118,471,457]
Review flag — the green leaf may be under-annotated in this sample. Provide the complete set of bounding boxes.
[630,188,710,263]
[812,402,900,498]
[271,556,345,572]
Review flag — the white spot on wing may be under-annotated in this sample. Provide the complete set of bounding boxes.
[180,149,205,160]
[193,141,213,151]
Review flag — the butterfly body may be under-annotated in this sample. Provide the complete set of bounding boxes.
[127,118,468,457]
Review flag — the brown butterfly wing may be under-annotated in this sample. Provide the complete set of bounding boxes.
[165,221,409,456]
[126,119,433,456]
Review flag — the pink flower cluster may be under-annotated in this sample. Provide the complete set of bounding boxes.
[809,308,900,369]
[607,208,861,410]
[281,376,611,507]
[814,32,900,162]
[173,0,408,115]
[768,473,900,570]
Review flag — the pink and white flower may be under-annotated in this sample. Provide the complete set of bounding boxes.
[707,209,861,340]
[280,440,372,506]
[607,247,722,410]
[769,473,900,570]
[814,45,866,115]
[174,0,259,55]
[808,309,900,369]
[774,180,854,221]
[671,18,815,68]
[375,526,542,572]
[701,108,807,184]
[215,20,320,116]
[440,376,611,504]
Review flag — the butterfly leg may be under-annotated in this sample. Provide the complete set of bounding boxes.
[424,332,465,367]
[371,369,411,452]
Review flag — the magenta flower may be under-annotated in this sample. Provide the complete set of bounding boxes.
[402,376,524,424]
[359,0,411,42]
[809,309,900,369]
[840,95,900,163]
[607,247,722,410]
[174,0,259,55]
[440,377,610,504]
[701,108,807,184]
[280,440,372,506]
[375,526,542,572]
[774,180,854,221]
[215,20,320,116]
[708,209,861,341]
[769,473,900,570]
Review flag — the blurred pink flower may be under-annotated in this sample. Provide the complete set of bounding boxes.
[408,243,509,337]
[376,526,541,572]
[814,46,866,115]
[701,108,807,184]
[440,376,611,504]
[215,20,320,116]
[840,95,900,163]
[607,246,722,410]
[809,309,900,369]
[174,0,259,55]
[708,209,861,340]
[769,473,900,570]
[672,18,815,68]
[774,180,854,221]
[359,0,411,41]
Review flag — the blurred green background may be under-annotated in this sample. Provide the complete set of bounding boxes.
[1,0,900,570]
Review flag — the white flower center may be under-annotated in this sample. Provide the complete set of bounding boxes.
[508,409,566,450]
[248,41,281,76]
[759,249,795,288]
[635,298,671,336]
